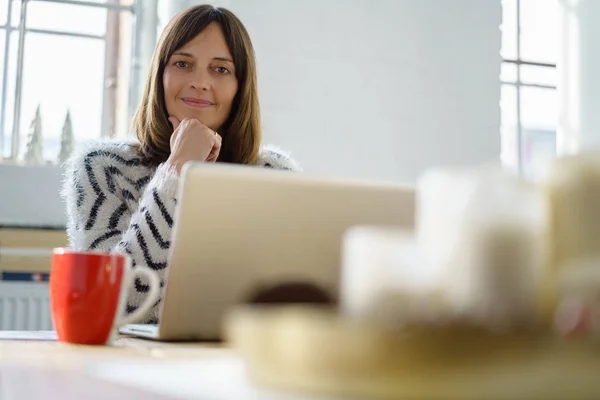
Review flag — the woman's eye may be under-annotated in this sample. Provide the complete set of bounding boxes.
[174,61,188,68]
[215,66,230,74]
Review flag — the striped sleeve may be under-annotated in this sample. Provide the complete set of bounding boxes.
[62,145,179,323]
[259,144,302,171]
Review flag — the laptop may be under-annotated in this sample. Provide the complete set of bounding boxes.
[119,163,415,341]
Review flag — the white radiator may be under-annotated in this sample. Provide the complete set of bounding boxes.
[0,281,52,331]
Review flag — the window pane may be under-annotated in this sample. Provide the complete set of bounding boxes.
[521,87,558,130]
[109,9,134,138]
[501,84,518,127]
[78,0,135,4]
[10,0,20,25]
[0,0,7,25]
[2,7,134,162]
[0,29,4,107]
[522,128,556,181]
[16,33,105,161]
[0,28,5,159]
[500,62,517,83]
[520,64,556,87]
[26,2,107,37]
[500,84,518,169]
[520,0,560,64]
[1,30,17,160]
[501,0,517,60]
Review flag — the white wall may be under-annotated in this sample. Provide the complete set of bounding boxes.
[1,0,502,226]
[167,0,502,182]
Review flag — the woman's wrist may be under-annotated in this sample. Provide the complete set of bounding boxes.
[165,157,183,175]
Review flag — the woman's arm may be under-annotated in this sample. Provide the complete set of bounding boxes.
[62,141,301,323]
[62,143,179,323]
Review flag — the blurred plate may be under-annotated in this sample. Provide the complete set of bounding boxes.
[225,305,600,400]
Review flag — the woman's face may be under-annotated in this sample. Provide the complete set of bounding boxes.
[163,22,238,132]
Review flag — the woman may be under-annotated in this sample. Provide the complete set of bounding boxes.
[62,5,300,323]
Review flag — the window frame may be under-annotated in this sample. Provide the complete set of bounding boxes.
[501,0,557,176]
[0,0,141,161]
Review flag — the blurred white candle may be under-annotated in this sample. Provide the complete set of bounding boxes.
[557,0,600,154]
[340,226,426,324]
[416,167,550,328]
[543,153,600,270]
[340,167,551,329]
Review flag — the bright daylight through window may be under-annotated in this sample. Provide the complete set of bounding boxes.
[0,1,557,173]
[0,0,138,165]
[500,0,559,180]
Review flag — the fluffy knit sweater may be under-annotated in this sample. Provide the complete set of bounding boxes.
[61,140,300,323]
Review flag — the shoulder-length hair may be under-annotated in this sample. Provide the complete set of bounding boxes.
[132,5,261,166]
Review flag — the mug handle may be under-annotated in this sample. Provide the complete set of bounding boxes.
[117,265,161,326]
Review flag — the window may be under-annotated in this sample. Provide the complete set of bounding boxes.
[0,0,140,165]
[501,0,559,180]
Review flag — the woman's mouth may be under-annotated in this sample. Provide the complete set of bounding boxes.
[180,97,214,109]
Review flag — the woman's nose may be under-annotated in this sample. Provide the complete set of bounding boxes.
[189,69,211,91]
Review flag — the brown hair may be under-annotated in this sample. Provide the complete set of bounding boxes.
[132,5,261,166]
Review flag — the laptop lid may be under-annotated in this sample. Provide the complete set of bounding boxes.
[157,163,415,340]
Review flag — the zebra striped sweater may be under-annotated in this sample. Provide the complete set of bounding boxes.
[61,140,300,323]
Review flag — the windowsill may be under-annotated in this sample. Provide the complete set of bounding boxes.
[0,160,63,169]
[0,224,66,230]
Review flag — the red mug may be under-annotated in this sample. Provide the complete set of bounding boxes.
[50,248,160,345]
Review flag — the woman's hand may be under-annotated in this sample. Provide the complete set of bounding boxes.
[166,116,222,173]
